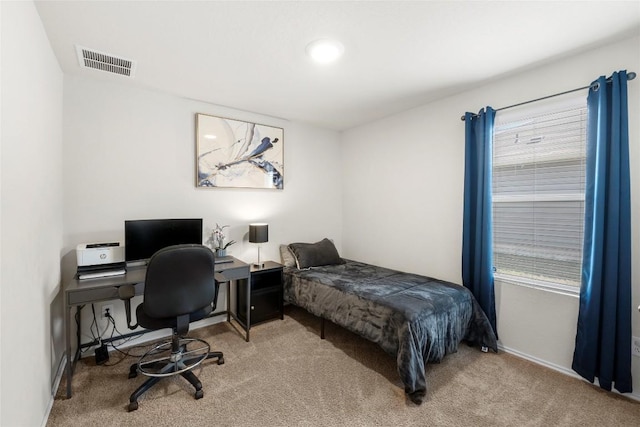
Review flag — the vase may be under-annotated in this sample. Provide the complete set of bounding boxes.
[216,249,227,257]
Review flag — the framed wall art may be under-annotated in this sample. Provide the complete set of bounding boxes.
[196,113,284,189]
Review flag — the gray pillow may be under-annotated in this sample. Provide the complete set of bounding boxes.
[288,238,345,269]
[279,244,296,268]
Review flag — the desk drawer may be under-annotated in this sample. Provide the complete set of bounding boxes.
[67,282,144,305]
[218,265,250,281]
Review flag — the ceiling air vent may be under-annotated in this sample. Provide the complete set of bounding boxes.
[75,45,136,78]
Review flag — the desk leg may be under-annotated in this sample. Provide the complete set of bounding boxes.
[245,277,251,342]
[226,281,231,323]
[65,303,72,398]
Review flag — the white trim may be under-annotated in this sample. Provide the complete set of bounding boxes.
[87,314,226,356]
[41,355,67,427]
[494,273,580,298]
[498,344,640,402]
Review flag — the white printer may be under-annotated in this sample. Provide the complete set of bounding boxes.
[76,242,126,280]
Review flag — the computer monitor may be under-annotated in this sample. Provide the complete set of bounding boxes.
[124,218,203,265]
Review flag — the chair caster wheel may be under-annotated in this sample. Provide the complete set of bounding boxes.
[128,365,138,379]
[128,401,138,412]
[217,357,224,365]
[195,389,204,399]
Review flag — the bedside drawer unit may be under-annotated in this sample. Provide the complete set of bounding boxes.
[237,261,283,326]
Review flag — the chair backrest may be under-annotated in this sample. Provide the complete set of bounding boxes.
[142,244,217,319]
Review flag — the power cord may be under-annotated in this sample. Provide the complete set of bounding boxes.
[74,305,149,365]
[89,304,100,342]
[75,305,103,356]
[102,311,154,366]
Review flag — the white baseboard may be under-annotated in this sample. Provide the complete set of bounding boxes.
[42,355,67,427]
[498,344,640,402]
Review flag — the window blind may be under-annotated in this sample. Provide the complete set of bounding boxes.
[492,95,587,288]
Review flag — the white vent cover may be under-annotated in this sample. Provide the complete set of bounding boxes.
[75,45,136,78]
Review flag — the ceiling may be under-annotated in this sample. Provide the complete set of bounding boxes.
[35,1,640,131]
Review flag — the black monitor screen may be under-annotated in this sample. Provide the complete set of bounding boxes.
[124,218,203,263]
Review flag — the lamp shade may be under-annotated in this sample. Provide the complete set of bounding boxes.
[249,223,269,243]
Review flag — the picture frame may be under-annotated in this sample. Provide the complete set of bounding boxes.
[196,113,284,189]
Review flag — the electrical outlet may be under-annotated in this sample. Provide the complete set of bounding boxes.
[101,304,114,319]
[633,336,640,358]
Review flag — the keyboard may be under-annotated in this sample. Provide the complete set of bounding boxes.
[78,269,126,280]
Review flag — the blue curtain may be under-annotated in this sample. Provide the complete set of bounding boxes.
[572,71,632,393]
[462,107,497,336]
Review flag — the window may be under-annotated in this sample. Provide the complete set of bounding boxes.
[492,94,587,294]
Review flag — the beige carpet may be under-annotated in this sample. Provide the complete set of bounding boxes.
[48,306,639,426]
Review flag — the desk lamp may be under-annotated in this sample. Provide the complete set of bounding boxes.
[249,223,268,268]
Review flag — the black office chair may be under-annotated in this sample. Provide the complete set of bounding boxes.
[120,244,225,412]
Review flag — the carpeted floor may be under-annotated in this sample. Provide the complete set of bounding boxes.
[48,306,640,426]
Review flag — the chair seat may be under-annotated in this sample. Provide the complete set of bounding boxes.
[136,303,212,331]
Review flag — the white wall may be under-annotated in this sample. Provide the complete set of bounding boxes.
[0,3,3,423]
[3,6,635,427]
[341,35,640,397]
[62,75,342,344]
[0,2,64,426]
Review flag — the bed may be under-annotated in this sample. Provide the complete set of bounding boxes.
[281,239,498,404]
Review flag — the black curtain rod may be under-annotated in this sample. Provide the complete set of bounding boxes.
[460,71,637,121]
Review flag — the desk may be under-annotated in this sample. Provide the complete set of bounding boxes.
[64,257,250,398]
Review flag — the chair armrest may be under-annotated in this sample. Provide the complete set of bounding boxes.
[117,284,139,330]
[117,284,136,300]
[214,272,230,284]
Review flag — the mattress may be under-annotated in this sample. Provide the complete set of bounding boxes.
[283,259,498,404]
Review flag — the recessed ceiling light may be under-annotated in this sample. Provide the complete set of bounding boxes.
[306,39,344,64]
[204,134,217,139]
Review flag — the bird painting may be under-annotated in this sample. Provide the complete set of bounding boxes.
[196,114,283,189]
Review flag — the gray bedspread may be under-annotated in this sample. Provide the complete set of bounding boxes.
[283,260,498,404]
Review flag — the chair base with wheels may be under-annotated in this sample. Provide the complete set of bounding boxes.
[127,332,223,412]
